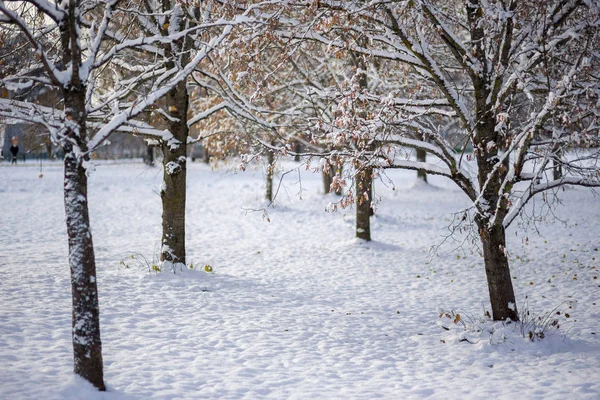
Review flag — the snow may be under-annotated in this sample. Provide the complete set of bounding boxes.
[87,18,240,152]
[1,160,600,399]
[164,161,182,175]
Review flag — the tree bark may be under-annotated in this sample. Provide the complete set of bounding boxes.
[64,151,105,391]
[322,166,332,194]
[294,140,301,162]
[145,144,154,166]
[472,114,519,321]
[323,161,344,195]
[334,164,343,196]
[553,147,563,181]
[160,82,188,268]
[63,90,105,391]
[356,166,373,241]
[266,148,274,202]
[351,51,373,238]
[478,222,519,321]
[45,136,53,159]
[416,148,428,183]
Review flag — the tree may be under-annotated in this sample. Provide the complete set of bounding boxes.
[281,0,600,321]
[265,142,276,201]
[351,56,374,241]
[0,0,250,389]
[144,1,286,267]
[252,29,379,236]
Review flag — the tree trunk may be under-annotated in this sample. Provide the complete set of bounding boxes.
[322,166,332,194]
[334,164,343,196]
[63,89,105,390]
[351,51,373,236]
[474,164,519,322]
[266,148,274,202]
[356,166,373,241]
[553,147,563,181]
[478,223,519,321]
[324,161,343,195]
[64,150,105,391]
[145,144,154,166]
[45,136,53,159]
[160,83,188,268]
[294,140,301,162]
[472,109,519,321]
[416,148,428,183]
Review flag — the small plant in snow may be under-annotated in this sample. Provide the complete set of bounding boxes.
[120,252,161,274]
[516,297,573,342]
[438,309,490,344]
[438,301,572,345]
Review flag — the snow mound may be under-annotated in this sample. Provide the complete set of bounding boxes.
[437,309,574,355]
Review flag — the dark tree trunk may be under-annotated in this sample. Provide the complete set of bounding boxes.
[351,53,373,237]
[63,90,105,391]
[553,160,562,181]
[322,166,332,194]
[45,136,53,159]
[266,148,274,202]
[416,148,428,183]
[478,222,519,321]
[145,144,154,166]
[294,140,301,162]
[474,179,519,321]
[64,151,105,391]
[553,147,563,181]
[472,113,519,322]
[323,161,343,195]
[160,82,188,268]
[356,166,373,241]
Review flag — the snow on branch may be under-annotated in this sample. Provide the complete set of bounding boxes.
[190,66,278,130]
[420,1,481,78]
[382,159,452,178]
[0,97,62,130]
[504,175,600,229]
[87,15,246,151]
[187,101,228,127]
[80,0,120,83]
[18,0,65,23]
[0,2,67,86]
[383,6,475,132]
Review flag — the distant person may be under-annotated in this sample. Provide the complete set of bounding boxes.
[10,136,19,164]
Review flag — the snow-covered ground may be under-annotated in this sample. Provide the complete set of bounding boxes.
[0,159,599,399]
